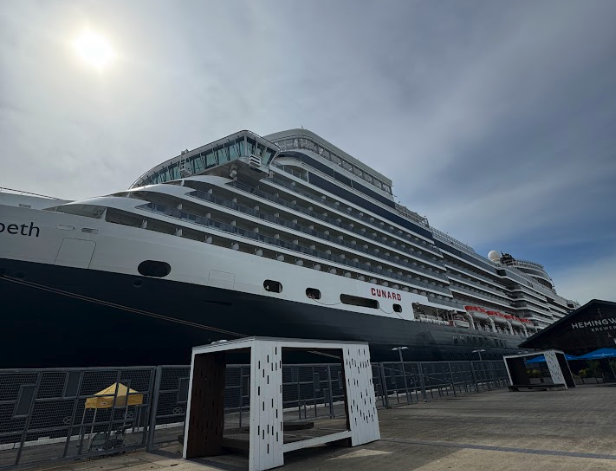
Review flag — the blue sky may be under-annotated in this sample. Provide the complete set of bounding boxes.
[1,0,615,303]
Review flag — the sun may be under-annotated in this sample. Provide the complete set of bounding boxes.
[73,30,115,70]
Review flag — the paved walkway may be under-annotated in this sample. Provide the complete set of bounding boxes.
[35,385,616,471]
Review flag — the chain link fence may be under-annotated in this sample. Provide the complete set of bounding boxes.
[1,360,508,469]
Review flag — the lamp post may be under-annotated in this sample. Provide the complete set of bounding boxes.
[392,347,409,402]
[472,349,486,362]
[472,349,488,388]
[393,346,408,364]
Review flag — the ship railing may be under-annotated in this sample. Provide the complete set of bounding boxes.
[189,188,448,283]
[500,267,560,298]
[394,203,430,227]
[138,202,452,295]
[430,227,478,257]
[273,134,392,194]
[506,259,546,271]
[0,186,59,199]
[447,273,510,300]
[450,283,511,306]
[267,171,441,256]
[232,178,445,270]
[276,165,309,182]
[0,360,510,470]
[444,262,505,289]
[226,179,444,270]
[415,316,449,326]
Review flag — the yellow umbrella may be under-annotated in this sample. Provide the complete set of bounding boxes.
[85,383,144,409]
[82,382,144,450]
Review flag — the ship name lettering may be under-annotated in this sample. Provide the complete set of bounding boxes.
[0,221,40,237]
[371,287,401,301]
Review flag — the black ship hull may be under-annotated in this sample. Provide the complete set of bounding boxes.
[0,258,527,368]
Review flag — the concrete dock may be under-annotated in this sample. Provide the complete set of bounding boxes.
[35,385,616,471]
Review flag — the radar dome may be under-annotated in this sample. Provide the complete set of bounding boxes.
[488,250,501,262]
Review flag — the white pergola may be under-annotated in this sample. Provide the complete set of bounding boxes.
[503,349,575,389]
[183,337,381,471]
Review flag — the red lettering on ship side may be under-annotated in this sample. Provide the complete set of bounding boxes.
[369,288,402,301]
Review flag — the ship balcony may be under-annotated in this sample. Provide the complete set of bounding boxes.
[512,300,553,315]
[440,247,503,281]
[267,170,442,256]
[229,180,446,273]
[449,282,512,307]
[138,202,453,297]
[511,283,553,303]
[187,188,449,284]
[516,305,554,320]
[444,262,503,289]
[447,272,508,298]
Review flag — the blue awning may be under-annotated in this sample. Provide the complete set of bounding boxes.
[575,348,616,360]
[525,354,578,363]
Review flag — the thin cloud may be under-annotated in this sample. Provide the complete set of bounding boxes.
[553,247,616,304]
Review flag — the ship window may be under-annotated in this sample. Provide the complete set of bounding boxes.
[138,260,171,278]
[306,288,321,300]
[264,149,276,165]
[229,143,240,159]
[393,304,402,313]
[264,280,282,293]
[205,150,217,167]
[340,294,379,309]
[247,138,256,155]
[216,146,229,164]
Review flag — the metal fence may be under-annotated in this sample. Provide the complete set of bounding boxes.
[1,360,508,469]
[0,367,156,470]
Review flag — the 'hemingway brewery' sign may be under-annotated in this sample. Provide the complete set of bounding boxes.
[571,317,616,333]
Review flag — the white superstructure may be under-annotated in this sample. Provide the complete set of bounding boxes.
[0,128,579,367]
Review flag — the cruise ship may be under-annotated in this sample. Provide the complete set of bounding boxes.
[0,129,579,367]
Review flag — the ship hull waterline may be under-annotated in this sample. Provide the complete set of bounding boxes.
[0,258,529,368]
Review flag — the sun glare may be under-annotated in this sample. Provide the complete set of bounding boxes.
[73,30,114,70]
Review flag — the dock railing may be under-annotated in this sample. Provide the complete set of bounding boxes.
[0,359,508,470]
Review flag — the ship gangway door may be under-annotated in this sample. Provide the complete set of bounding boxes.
[55,238,96,269]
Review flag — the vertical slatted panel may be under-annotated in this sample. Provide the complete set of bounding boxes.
[249,343,283,471]
[343,345,380,446]
[544,351,567,387]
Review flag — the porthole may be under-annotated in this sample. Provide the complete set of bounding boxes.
[138,260,171,278]
[306,288,321,300]
[264,280,283,293]
[393,304,402,313]
[133,279,144,288]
